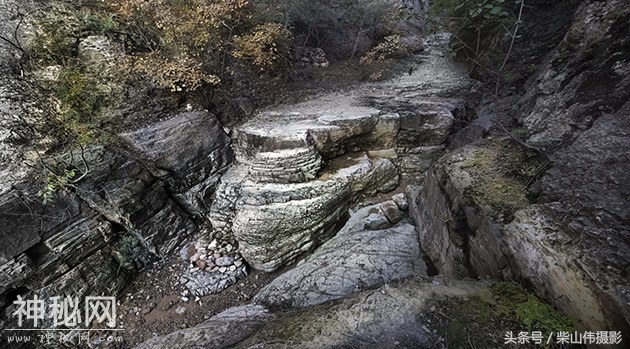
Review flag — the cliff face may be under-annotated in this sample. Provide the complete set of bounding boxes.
[0,112,234,336]
[413,0,630,337]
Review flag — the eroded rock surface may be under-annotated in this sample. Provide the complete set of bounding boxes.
[136,280,480,349]
[254,203,424,309]
[0,112,232,332]
[411,133,630,336]
[208,34,473,272]
[210,154,399,272]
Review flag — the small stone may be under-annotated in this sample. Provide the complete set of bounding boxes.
[219,267,227,273]
[229,265,237,272]
[225,244,233,252]
[175,306,187,315]
[195,260,207,269]
[205,267,213,272]
[179,243,195,263]
[206,262,216,269]
[182,290,189,296]
[379,200,404,224]
[213,253,221,259]
[208,239,218,249]
[161,300,175,311]
[215,256,235,267]
[189,253,200,262]
[195,296,200,302]
[234,260,243,267]
[392,193,408,210]
[198,254,207,261]
[364,213,391,230]
[181,297,189,302]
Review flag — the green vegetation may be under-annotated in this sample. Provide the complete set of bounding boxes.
[4,0,416,202]
[37,168,76,204]
[435,282,574,348]
[431,0,522,80]
[112,233,146,272]
[53,65,111,143]
[491,282,574,333]
[460,138,547,221]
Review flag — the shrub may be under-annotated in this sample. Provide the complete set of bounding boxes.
[360,35,409,64]
[360,35,410,81]
[431,0,519,78]
[232,23,292,74]
[272,0,401,60]
[129,53,220,92]
[108,0,254,64]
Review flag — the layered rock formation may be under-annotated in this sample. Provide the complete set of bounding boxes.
[410,0,630,338]
[254,202,424,309]
[4,0,627,345]
[207,34,473,273]
[0,111,232,331]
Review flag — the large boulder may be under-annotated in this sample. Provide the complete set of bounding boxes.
[211,154,399,272]
[254,204,424,308]
[122,111,234,218]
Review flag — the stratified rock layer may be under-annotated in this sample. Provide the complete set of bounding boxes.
[0,111,232,329]
[254,204,424,308]
[209,35,473,272]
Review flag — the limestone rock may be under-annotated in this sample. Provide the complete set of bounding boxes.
[520,0,630,150]
[410,132,630,333]
[254,204,424,308]
[175,306,187,315]
[215,256,234,267]
[204,39,473,274]
[503,206,614,334]
[136,280,481,349]
[210,155,400,272]
[531,106,630,333]
[379,200,404,224]
[134,305,272,349]
[392,192,408,210]
[230,177,352,272]
[0,111,234,328]
[364,213,391,230]
[122,111,234,217]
